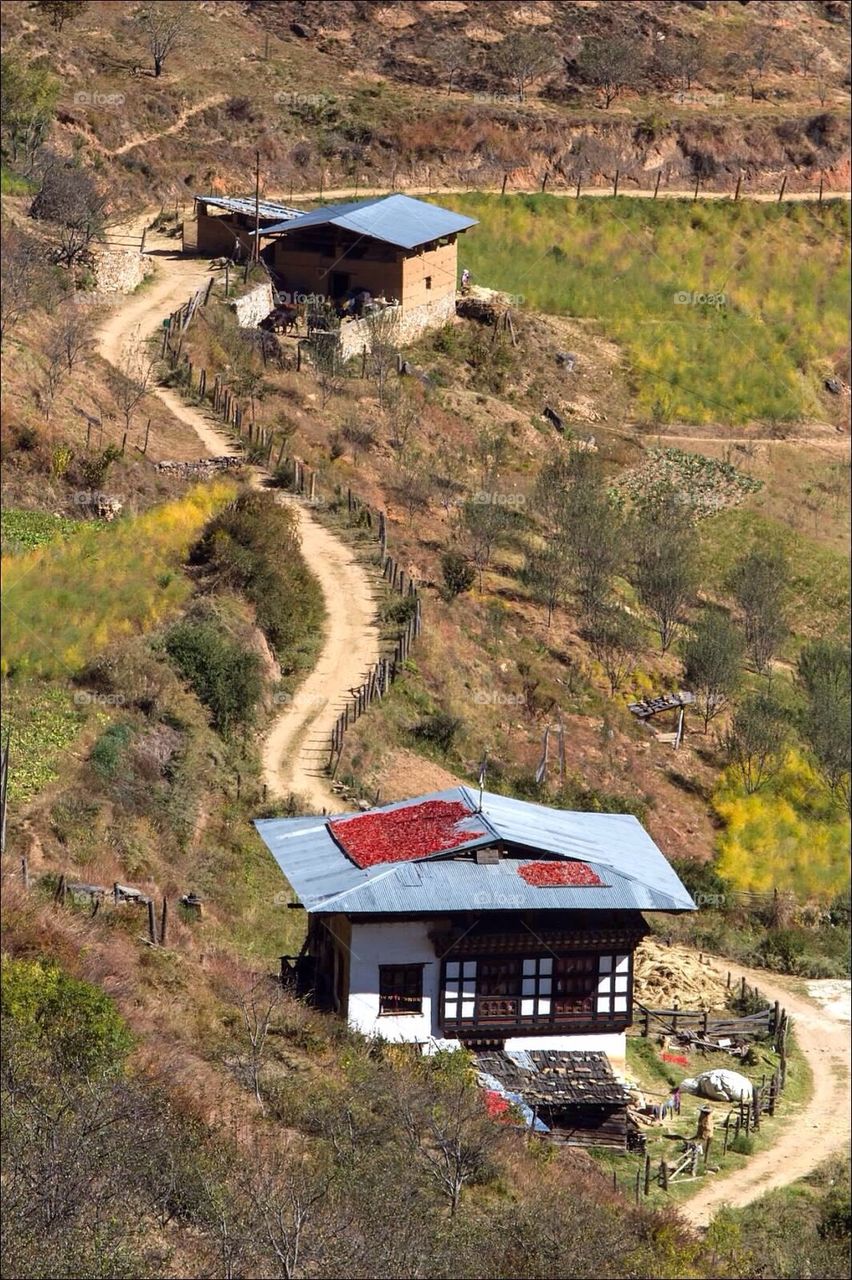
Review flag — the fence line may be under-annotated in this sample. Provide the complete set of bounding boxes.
[161,294,423,779]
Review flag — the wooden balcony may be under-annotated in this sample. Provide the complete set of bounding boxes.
[441,992,630,1038]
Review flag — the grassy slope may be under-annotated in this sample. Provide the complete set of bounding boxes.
[444,194,850,425]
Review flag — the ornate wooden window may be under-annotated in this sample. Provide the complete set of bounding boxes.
[443,959,477,1022]
[595,953,631,1016]
[379,964,424,1016]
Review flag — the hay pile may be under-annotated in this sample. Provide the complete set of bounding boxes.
[633,939,729,1012]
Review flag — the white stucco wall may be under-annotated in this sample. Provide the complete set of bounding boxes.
[504,1032,627,1075]
[348,921,441,1042]
[345,923,626,1073]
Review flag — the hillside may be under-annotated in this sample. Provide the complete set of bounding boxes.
[1,4,851,1280]
[1,0,850,207]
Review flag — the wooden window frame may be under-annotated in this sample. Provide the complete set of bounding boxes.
[378,963,425,1017]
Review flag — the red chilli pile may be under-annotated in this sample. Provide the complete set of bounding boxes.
[329,800,485,868]
[517,861,604,887]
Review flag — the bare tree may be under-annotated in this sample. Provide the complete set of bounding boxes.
[394,452,432,525]
[384,384,418,455]
[366,307,400,408]
[226,974,282,1112]
[727,546,789,676]
[586,604,643,696]
[108,331,155,439]
[34,1,88,32]
[0,229,43,348]
[490,31,557,103]
[395,1067,499,1218]
[134,2,195,78]
[55,302,96,373]
[631,491,697,653]
[724,693,789,794]
[578,35,642,109]
[245,1146,338,1280]
[460,492,512,589]
[684,611,744,732]
[38,332,68,420]
[524,540,571,627]
[30,157,108,267]
[435,35,472,96]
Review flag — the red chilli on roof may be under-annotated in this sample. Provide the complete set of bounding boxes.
[329,800,486,869]
[517,861,604,888]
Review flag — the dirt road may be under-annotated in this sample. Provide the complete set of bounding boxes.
[279,183,850,205]
[97,230,379,814]
[681,959,851,1228]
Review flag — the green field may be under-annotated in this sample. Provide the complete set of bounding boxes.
[446,194,850,425]
[1,483,236,679]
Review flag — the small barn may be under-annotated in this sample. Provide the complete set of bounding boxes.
[258,194,477,340]
[476,1049,632,1149]
[185,195,302,258]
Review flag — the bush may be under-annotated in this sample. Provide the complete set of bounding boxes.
[90,722,134,778]
[191,492,323,673]
[1,956,131,1077]
[441,550,475,599]
[383,595,418,625]
[412,711,461,753]
[165,618,263,735]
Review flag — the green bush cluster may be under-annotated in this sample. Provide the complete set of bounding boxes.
[165,617,263,736]
[190,492,323,674]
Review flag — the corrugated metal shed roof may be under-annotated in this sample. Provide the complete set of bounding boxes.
[260,194,478,249]
[196,195,303,222]
[253,788,696,915]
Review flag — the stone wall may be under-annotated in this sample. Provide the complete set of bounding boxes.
[92,248,154,294]
[229,281,274,328]
[156,456,243,477]
[337,293,456,362]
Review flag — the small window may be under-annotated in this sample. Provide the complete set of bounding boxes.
[425,275,432,290]
[379,964,424,1015]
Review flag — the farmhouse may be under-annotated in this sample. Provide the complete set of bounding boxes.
[257,194,477,341]
[255,789,695,1144]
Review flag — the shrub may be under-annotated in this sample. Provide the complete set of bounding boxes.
[90,722,134,778]
[165,619,263,734]
[441,549,475,599]
[1,956,132,1077]
[191,492,323,673]
[383,595,418,625]
[412,711,461,753]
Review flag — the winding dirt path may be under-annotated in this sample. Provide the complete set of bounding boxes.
[110,94,227,157]
[96,229,379,814]
[681,959,851,1228]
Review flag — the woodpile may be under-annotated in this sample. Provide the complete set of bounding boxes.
[633,939,728,1011]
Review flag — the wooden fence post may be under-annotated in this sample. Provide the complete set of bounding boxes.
[778,172,787,202]
[613,169,620,198]
[501,173,508,196]
[818,175,824,204]
[160,898,168,947]
[21,856,30,890]
[576,172,582,199]
[693,174,700,202]
[660,1160,669,1192]
[734,172,742,202]
[644,1153,651,1195]
[147,899,158,945]
[653,171,661,199]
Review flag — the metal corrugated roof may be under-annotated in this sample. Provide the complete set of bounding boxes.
[196,195,303,222]
[260,194,478,249]
[254,788,695,915]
